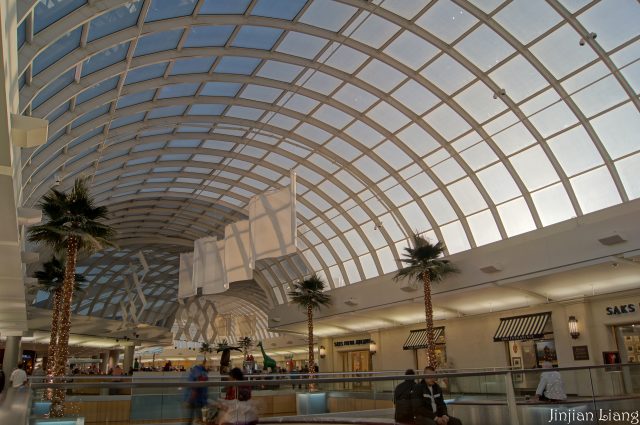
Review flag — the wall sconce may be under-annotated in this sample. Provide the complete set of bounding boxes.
[568,316,580,339]
[369,340,377,355]
[319,346,326,359]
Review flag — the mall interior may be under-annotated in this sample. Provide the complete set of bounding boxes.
[0,0,639,424]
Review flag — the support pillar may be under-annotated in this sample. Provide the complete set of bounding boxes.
[100,352,109,374]
[123,345,135,374]
[2,336,21,378]
[107,349,120,372]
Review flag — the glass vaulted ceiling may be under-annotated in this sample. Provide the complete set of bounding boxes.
[18,0,640,320]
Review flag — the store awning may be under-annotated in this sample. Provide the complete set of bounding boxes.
[403,327,445,350]
[493,312,551,342]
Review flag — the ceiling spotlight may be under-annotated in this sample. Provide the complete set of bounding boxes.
[579,32,597,46]
[493,88,506,99]
[373,221,383,231]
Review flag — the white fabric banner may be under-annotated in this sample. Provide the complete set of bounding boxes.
[178,252,196,299]
[224,220,253,283]
[193,236,227,295]
[248,175,297,267]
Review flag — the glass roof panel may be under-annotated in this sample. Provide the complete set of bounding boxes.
[357,59,406,93]
[489,55,548,104]
[170,56,216,75]
[47,101,69,123]
[77,76,119,105]
[381,0,430,20]
[276,32,328,60]
[424,103,470,141]
[87,1,142,42]
[117,89,155,108]
[158,83,200,99]
[454,81,508,123]
[421,54,475,95]
[577,0,640,51]
[17,19,25,49]
[124,63,168,85]
[415,0,478,44]
[616,153,640,200]
[214,56,261,75]
[34,0,86,33]
[347,13,400,49]
[440,221,470,254]
[510,145,559,191]
[231,26,283,50]
[570,166,621,214]
[146,0,197,21]
[312,105,352,130]
[201,82,241,97]
[71,104,110,129]
[530,24,598,79]
[251,0,306,20]
[455,25,515,72]
[397,123,439,157]
[110,112,145,129]
[200,0,250,14]
[188,104,226,115]
[547,126,603,177]
[467,209,501,246]
[334,84,377,112]
[590,102,640,160]
[392,80,439,116]
[384,31,438,71]
[423,190,457,225]
[32,68,76,110]
[373,141,412,169]
[82,42,130,76]
[497,197,536,237]
[184,25,234,48]
[531,183,575,226]
[300,0,357,32]
[344,121,384,148]
[257,60,304,82]
[366,102,410,133]
[493,0,561,45]
[148,105,187,119]
[300,70,342,95]
[448,177,487,215]
[321,43,368,73]
[477,163,521,204]
[32,27,82,76]
[134,29,184,56]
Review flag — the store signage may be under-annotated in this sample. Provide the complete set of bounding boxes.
[605,304,636,315]
[572,345,589,361]
[334,338,371,347]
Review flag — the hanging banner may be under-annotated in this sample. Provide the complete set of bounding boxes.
[178,252,196,299]
[248,173,297,267]
[193,236,227,295]
[224,220,253,283]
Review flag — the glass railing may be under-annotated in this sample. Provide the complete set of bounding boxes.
[18,364,640,425]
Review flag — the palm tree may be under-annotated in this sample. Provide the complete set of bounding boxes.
[394,234,457,369]
[288,274,331,377]
[33,257,86,375]
[28,177,115,415]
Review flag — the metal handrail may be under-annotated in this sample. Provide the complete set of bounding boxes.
[29,363,640,389]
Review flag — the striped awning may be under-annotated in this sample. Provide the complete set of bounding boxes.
[493,312,552,342]
[403,327,445,350]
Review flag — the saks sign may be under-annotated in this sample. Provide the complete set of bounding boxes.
[606,303,637,315]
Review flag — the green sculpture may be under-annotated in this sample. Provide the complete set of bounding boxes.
[257,341,277,371]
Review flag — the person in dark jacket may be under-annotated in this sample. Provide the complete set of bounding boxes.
[415,367,463,425]
[394,369,436,425]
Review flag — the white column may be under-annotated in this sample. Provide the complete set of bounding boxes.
[100,352,109,374]
[2,336,22,378]
[123,345,135,374]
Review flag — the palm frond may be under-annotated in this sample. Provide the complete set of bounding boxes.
[393,234,458,283]
[288,273,332,311]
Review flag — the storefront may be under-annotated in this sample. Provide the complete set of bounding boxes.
[493,312,556,369]
[402,327,447,370]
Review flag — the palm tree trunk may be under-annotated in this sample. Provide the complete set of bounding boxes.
[307,305,315,388]
[47,288,62,375]
[51,236,79,417]
[422,273,437,369]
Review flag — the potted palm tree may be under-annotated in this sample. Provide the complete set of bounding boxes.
[28,177,116,415]
[288,274,331,378]
[394,234,457,368]
[33,257,86,376]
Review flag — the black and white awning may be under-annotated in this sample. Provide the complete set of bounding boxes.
[493,312,552,342]
[403,327,445,350]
